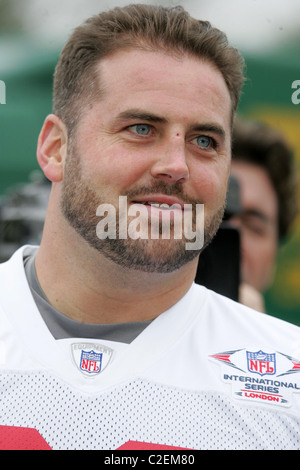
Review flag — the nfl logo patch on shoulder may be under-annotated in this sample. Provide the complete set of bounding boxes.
[209,347,300,408]
[246,350,276,376]
[71,342,113,377]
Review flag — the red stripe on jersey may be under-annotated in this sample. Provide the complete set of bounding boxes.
[0,425,52,450]
[117,440,191,450]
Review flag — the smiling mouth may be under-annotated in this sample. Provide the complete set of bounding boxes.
[130,194,187,211]
[132,201,184,210]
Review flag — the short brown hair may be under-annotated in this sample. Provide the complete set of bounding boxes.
[52,3,245,135]
[232,118,299,240]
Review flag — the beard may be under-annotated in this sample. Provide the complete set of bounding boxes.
[61,146,225,273]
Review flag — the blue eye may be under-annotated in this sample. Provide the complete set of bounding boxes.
[196,135,212,148]
[131,124,151,135]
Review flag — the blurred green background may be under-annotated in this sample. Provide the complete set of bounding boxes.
[0,0,299,325]
[238,49,300,326]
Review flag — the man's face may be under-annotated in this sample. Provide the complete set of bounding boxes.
[230,161,279,292]
[61,49,232,272]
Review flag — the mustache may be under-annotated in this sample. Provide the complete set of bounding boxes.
[122,181,202,206]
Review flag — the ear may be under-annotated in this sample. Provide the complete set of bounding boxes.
[37,114,68,183]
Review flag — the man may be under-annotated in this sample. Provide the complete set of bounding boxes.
[0,4,299,450]
[230,119,298,311]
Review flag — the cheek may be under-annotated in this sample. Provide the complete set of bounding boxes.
[243,233,277,269]
[108,150,151,189]
[192,164,229,206]
[261,240,277,266]
[79,140,147,191]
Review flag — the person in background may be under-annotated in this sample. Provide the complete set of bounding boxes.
[230,118,298,311]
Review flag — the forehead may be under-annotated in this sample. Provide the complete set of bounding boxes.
[95,48,232,129]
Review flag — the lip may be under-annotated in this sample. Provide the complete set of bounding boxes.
[130,194,186,209]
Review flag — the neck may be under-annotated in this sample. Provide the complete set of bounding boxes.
[35,204,198,324]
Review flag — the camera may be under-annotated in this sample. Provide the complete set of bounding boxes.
[195,176,241,301]
[0,173,51,262]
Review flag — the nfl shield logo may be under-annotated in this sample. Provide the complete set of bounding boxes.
[71,342,113,377]
[80,349,102,374]
[246,350,276,376]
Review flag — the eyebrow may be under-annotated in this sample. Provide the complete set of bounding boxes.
[114,108,226,141]
[189,123,226,142]
[240,209,275,225]
[115,109,167,124]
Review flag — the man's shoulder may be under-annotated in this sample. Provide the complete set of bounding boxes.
[0,245,38,304]
[192,282,300,345]
[0,245,37,269]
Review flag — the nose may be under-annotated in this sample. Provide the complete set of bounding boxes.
[150,137,189,184]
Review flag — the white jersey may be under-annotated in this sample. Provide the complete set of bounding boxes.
[0,246,300,450]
